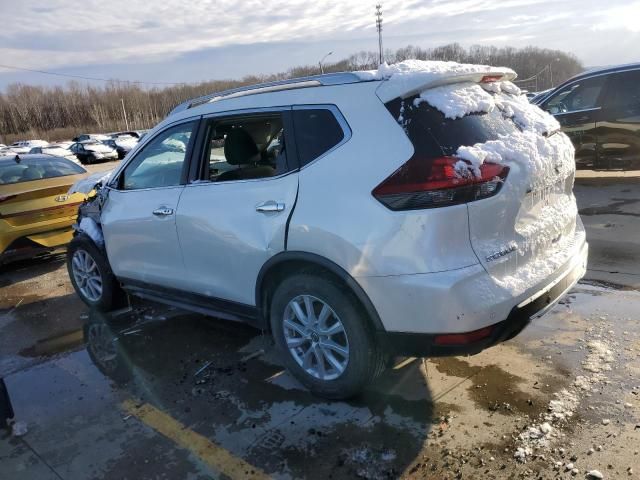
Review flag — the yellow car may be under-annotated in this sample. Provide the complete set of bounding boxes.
[0,154,89,265]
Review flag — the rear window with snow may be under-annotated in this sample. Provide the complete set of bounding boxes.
[386,95,519,158]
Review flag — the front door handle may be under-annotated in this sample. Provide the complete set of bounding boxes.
[256,200,285,213]
[152,207,174,216]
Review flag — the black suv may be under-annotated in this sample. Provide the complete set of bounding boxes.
[534,63,640,170]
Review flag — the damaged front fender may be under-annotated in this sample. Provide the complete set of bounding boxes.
[71,177,111,249]
[68,170,114,195]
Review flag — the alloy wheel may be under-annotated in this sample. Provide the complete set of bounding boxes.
[282,295,350,381]
[71,249,103,302]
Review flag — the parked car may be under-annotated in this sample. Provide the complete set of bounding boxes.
[66,64,587,399]
[102,135,138,159]
[0,154,89,264]
[29,145,81,164]
[69,141,118,164]
[109,131,143,139]
[529,88,553,103]
[73,133,111,143]
[7,140,49,154]
[533,62,640,170]
[0,147,16,156]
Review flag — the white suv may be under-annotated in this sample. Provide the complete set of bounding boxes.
[67,61,588,399]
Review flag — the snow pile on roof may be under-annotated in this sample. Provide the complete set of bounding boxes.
[493,89,560,135]
[355,60,516,102]
[355,59,514,81]
[415,82,495,119]
[456,127,572,189]
[386,69,565,187]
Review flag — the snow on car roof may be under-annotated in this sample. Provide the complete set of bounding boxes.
[355,59,515,80]
[356,60,517,103]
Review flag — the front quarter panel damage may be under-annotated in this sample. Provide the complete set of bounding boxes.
[71,179,111,249]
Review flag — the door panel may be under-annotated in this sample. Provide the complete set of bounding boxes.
[596,70,640,170]
[554,110,599,168]
[175,174,298,305]
[102,186,185,285]
[541,75,606,169]
[100,119,198,286]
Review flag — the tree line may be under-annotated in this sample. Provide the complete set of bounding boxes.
[0,43,583,144]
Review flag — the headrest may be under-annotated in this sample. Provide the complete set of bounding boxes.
[224,128,260,166]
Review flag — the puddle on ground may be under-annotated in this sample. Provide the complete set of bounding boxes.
[429,357,548,416]
[19,328,84,358]
[579,197,640,217]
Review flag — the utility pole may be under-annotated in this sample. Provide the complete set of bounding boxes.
[375,4,383,65]
[120,98,129,131]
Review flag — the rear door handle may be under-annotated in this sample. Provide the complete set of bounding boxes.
[256,200,285,213]
[152,207,174,216]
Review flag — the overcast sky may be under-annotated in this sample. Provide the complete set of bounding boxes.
[0,0,638,89]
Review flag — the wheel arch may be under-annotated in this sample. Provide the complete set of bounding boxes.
[255,251,385,332]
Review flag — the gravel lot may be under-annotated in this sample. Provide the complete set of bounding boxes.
[1,163,638,479]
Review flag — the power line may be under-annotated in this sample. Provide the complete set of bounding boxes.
[0,63,188,86]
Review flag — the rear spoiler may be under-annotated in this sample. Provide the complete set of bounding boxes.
[375,70,517,103]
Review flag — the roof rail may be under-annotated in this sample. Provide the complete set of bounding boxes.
[167,72,368,116]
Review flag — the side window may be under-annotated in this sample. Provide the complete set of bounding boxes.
[202,113,288,182]
[603,70,640,109]
[543,76,606,114]
[292,109,345,167]
[121,121,196,190]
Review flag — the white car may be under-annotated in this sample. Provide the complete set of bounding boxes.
[67,60,588,399]
[69,141,118,164]
[8,140,49,154]
[29,145,82,164]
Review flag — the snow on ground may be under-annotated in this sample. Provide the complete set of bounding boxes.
[513,323,617,464]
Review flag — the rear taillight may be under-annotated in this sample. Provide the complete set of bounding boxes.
[480,74,504,83]
[372,155,509,211]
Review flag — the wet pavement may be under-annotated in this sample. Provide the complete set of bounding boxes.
[1,173,639,479]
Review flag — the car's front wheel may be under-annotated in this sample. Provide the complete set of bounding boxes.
[67,234,125,311]
[270,273,386,399]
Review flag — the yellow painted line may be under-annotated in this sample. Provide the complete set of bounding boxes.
[121,399,269,479]
[392,357,417,370]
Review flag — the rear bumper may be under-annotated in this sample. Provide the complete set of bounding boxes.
[376,245,586,356]
[362,238,588,357]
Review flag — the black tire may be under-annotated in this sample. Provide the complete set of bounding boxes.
[270,273,386,399]
[67,234,126,312]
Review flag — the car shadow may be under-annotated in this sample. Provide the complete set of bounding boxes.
[0,252,67,287]
[84,308,436,478]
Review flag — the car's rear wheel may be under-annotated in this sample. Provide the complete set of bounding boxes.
[270,273,386,399]
[67,234,125,311]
